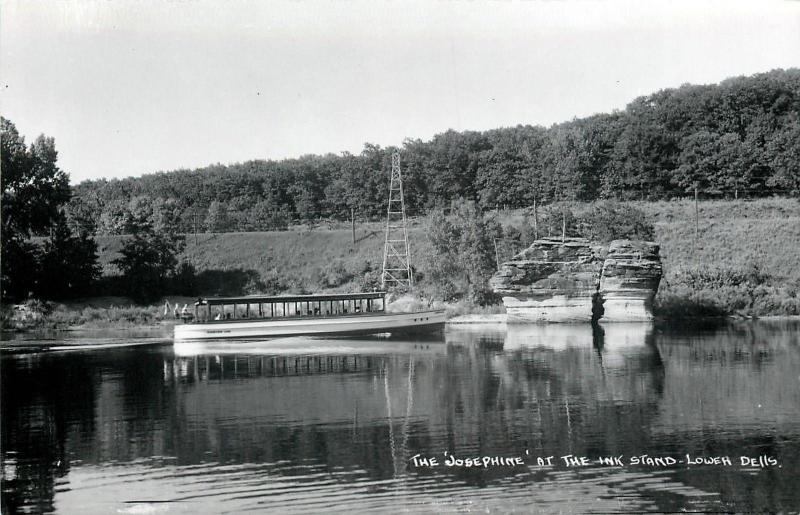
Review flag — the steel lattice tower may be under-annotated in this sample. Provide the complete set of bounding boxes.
[381,152,413,289]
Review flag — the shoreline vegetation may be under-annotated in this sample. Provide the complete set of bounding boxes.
[3,198,799,333]
[3,300,799,335]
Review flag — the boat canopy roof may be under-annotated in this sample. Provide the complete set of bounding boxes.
[197,292,386,306]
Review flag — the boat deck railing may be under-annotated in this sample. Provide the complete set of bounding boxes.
[186,292,390,324]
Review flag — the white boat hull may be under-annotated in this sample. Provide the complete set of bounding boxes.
[173,338,447,357]
[173,310,446,341]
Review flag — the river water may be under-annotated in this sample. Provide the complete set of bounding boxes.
[2,321,799,514]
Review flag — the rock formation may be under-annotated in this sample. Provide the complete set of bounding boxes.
[490,237,661,323]
[488,237,604,323]
[599,240,662,321]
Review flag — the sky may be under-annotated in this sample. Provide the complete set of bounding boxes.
[1,0,799,183]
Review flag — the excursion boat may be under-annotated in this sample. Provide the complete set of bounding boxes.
[173,291,445,341]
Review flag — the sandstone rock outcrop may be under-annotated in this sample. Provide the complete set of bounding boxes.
[599,240,662,321]
[488,237,604,323]
[490,237,661,323]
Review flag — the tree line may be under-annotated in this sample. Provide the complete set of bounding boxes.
[67,68,800,235]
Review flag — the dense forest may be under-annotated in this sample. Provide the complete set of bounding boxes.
[59,68,800,235]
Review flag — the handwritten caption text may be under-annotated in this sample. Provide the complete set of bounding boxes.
[410,453,779,469]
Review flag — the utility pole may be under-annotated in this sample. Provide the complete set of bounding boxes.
[694,184,699,241]
[493,238,501,271]
[381,151,413,289]
[561,212,566,244]
[351,207,356,247]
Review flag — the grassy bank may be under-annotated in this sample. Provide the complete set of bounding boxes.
[1,297,189,331]
[644,199,800,317]
[0,293,498,332]
[1,295,511,332]
[9,198,798,330]
[93,220,431,296]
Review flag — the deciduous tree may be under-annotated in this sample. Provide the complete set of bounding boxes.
[38,217,102,299]
[1,118,71,300]
[112,228,186,303]
[424,199,502,304]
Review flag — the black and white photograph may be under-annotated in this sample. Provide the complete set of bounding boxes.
[1,0,799,513]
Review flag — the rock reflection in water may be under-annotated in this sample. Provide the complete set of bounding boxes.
[1,321,800,513]
[447,322,664,472]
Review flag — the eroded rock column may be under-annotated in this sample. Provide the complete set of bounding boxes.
[599,240,662,322]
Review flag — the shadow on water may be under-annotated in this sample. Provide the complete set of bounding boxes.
[2,320,800,513]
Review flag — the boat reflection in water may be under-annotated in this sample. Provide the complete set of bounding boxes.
[169,336,448,481]
[3,321,800,513]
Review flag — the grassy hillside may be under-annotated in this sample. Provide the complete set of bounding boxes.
[642,199,800,316]
[642,199,800,280]
[95,220,432,295]
[92,198,800,317]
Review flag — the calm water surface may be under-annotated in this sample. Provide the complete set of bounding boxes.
[2,321,799,514]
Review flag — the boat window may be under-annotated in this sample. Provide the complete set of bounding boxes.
[193,293,387,323]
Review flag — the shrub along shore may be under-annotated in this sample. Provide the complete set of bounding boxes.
[2,198,799,332]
